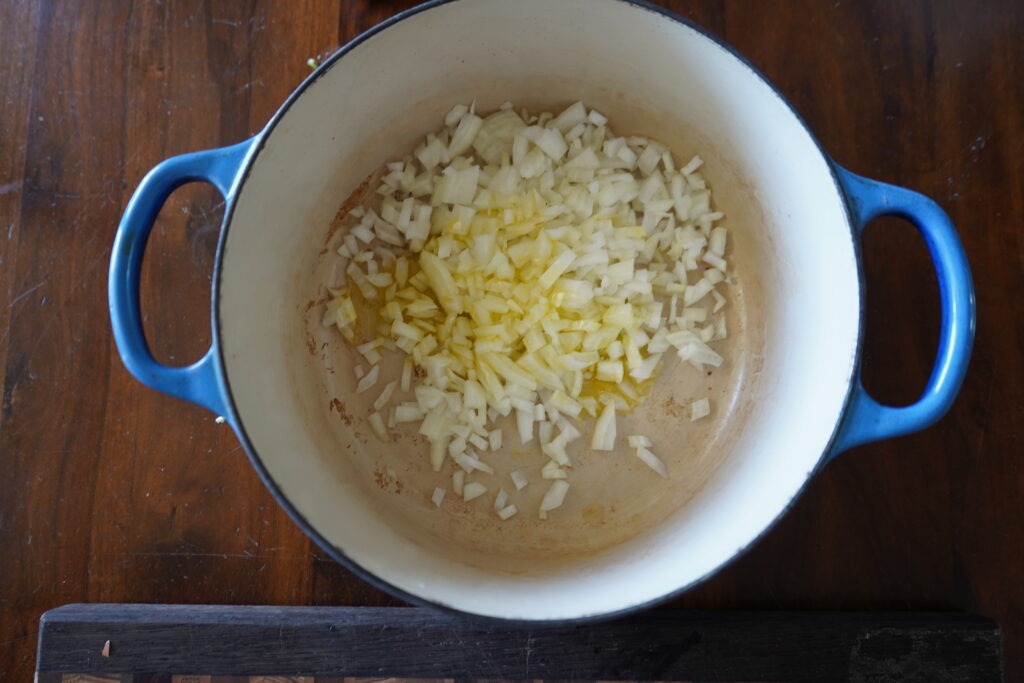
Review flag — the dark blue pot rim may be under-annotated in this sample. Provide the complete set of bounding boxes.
[211,0,864,626]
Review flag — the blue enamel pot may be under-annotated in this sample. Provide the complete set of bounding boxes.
[109,0,974,621]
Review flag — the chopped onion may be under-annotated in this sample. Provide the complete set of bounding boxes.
[429,438,446,471]
[394,403,425,422]
[325,101,732,517]
[368,411,389,441]
[498,504,518,520]
[681,155,704,175]
[516,408,534,444]
[535,128,568,160]
[596,360,624,383]
[355,365,378,393]
[444,103,468,127]
[510,470,528,490]
[448,113,483,158]
[634,445,669,477]
[431,487,446,507]
[691,397,711,421]
[494,488,509,511]
[542,433,572,466]
[591,401,617,451]
[541,460,567,479]
[552,101,587,132]
[712,290,726,313]
[462,481,487,502]
[454,451,495,475]
[473,110,526,165]
[373,381,397,411]
[539,480,570,519]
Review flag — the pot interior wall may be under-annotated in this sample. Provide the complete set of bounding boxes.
[218,0,859,619]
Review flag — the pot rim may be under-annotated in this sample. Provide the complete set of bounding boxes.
[210,0,864,624]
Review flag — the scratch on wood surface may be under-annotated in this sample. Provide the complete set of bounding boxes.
[2,243,113,345]
[6,281,46,308]
[0,181,23,196]
[67,245,112,296]
[231,78,265,95]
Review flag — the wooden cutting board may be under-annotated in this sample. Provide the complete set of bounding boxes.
[35,605,1003,682]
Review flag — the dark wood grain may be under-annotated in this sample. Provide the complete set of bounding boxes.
[1,0,1021,680]
[35,605,1003,682]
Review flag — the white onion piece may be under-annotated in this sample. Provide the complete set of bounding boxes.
[510,470,528,490]
[394,404,425,422]
[681,155,703,175]
[536,129,568,160]
[552,101,587,132]
[444,103,468,127]
[429,438,446,472]
[634,446,669,478]
[542,434,571,467]
[537,420,553,445]
[454,451,494,475]
[541,460,567,479]
[448,113,482,158]
[539,480,570,519]
[691,397,711,421]
[473,110,526,165]
[494,488,509,511]
[627,435,653,448]
[373,381,397,411]
[598,360,618,382]
[591,402,616,451]
[498,504,518,520]
[355,365,378,393]
[463,482,487,502]
[516,408,534,444]
[368,412,389,441]
[712,290,726,313]
[431,487,446,507]
[400,357,413,391]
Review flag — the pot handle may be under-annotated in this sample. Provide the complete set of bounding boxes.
[830,167,975,457]
[108,138,255,419]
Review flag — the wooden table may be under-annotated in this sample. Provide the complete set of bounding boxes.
[1,0,1020,679]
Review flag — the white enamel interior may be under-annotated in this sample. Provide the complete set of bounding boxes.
[217,0,860,620]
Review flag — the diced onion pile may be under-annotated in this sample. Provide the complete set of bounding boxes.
[324,101,730,520]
